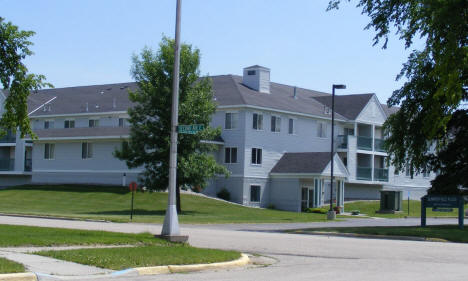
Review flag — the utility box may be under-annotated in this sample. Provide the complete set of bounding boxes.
[378,190,403,213]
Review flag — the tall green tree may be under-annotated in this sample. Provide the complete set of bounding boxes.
[328,1,467,193]
[0,17,51,137]
[115,37,228,212]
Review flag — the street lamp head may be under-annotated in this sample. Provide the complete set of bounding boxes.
[333,84,346,90]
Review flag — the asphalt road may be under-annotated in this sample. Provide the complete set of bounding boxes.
[1,215,467,281]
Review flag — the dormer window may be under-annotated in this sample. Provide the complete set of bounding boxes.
[247,70,256,75]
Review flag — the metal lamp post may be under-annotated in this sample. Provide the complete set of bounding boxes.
[327,84,346,220]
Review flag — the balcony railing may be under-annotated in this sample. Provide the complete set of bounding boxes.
[24,159,32,172]
[336,135,348,149]
[0,159,15,171]
[374,138,386,152]
[357,136,372,151]
[0,133,16,143]
[357,166,372,181]
[374,168,389,182]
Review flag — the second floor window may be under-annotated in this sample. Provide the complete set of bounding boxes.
[64,120,75,128]
[224,147,238,164]
[288,118,295,134]
[44,120,54,129]
[118,118,126,128]
[253,113,263,130]
[225,112,238,129]
[317,122,327,138]
[271,116,281,132]
[82,142,93,159]
[89,119,99,128]
[251,148,262,165]
[44,143,55,159]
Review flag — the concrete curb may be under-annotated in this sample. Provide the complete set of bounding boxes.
[0,272,37,281]
[293,231,445,242]
[134,253,250,275]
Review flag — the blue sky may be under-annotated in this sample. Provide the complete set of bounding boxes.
[2,0,422,103]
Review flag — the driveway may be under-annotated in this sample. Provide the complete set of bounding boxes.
[0,215,467,281]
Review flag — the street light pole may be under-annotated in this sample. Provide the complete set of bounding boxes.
[160,0,187,242]
[328,84,346,220]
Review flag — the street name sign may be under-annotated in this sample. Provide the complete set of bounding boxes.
[177,124,204,134]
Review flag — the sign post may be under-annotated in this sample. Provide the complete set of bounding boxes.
[129,182,137,220]
[421,195,464,229]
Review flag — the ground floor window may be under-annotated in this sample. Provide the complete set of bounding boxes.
[44,143,55,159]
[250,185,260,202]
[82,142,93,159]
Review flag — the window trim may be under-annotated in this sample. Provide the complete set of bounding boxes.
[252,112,263,131]
[44,119,54,129]
[64,119,75,129]
[224,147,238,164]
[82,142,93,159]
[224,112,238,130]
[271,115,281,133]
[316,122,327,138]
[118,118,127,128]
[251,147,262,165]
[44,143,55,160]
[88,119,100,128]
[250,185,261,203]
[288,117,297,135]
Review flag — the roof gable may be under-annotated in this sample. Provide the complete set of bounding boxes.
[312,94,374,120]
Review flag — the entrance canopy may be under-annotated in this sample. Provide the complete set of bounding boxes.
[270,152,349,179]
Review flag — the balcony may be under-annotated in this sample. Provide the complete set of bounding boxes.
[374,138,386,152]
[0,133,16,143]
[374,168,389,182]
[24,159,32,172]
[357,136,372,151]
[0,159,15,171]
[337,135,348,149]
[356,166,372,181]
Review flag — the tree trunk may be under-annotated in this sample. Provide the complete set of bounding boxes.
[176,179,181,213]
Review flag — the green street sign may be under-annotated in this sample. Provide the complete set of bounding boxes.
[177,124,204,134]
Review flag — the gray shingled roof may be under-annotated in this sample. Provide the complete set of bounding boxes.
[381,104,399,117]
[28,82,137,116]
[32,127,130,139]
[212,75,348,120]
[27,76,378,122]
[270,152,332,174]
[312,94,374,120]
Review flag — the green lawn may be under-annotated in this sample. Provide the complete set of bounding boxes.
[299,225,468,243]
[0,185,331,223]
[0,224,167,247]
[345,200,468,218]
[37,246,240,270]
[0,257,25,274]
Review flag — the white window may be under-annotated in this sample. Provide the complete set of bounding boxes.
[224,147,237,164]
[44,120,54,129]
[118,118,126,128]
[82,142,93,159]
[225,112,238,130]
[344,128,354,136]
[247,70,256,76]
[405,162,411,177]
[64,120,75,128]
[44,143,55,159]
[288,118,296,134]
[251,148,262,165]
[252,113,263,130]
[250,185,260,202]
[317,122,327,138]
[271,116,281,132]
[89,119,99,128]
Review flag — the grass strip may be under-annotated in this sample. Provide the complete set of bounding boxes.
[301,225,468,243]
[0,185,330,223]
[344,200,468,218]
[37,245,241,270]
[0,224,168,247]
[0,257,25,274]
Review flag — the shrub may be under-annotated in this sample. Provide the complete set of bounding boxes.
[306,208,328,214]
[217,188,230,201]
[351,210,360,215]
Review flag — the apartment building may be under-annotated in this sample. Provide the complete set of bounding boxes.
[0,65,433,212]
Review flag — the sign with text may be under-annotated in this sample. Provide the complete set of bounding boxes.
[425,195,459,208]
[421,195,464,229]
[177,124,204,134]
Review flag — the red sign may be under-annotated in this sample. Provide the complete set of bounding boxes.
[129,182,137,192]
